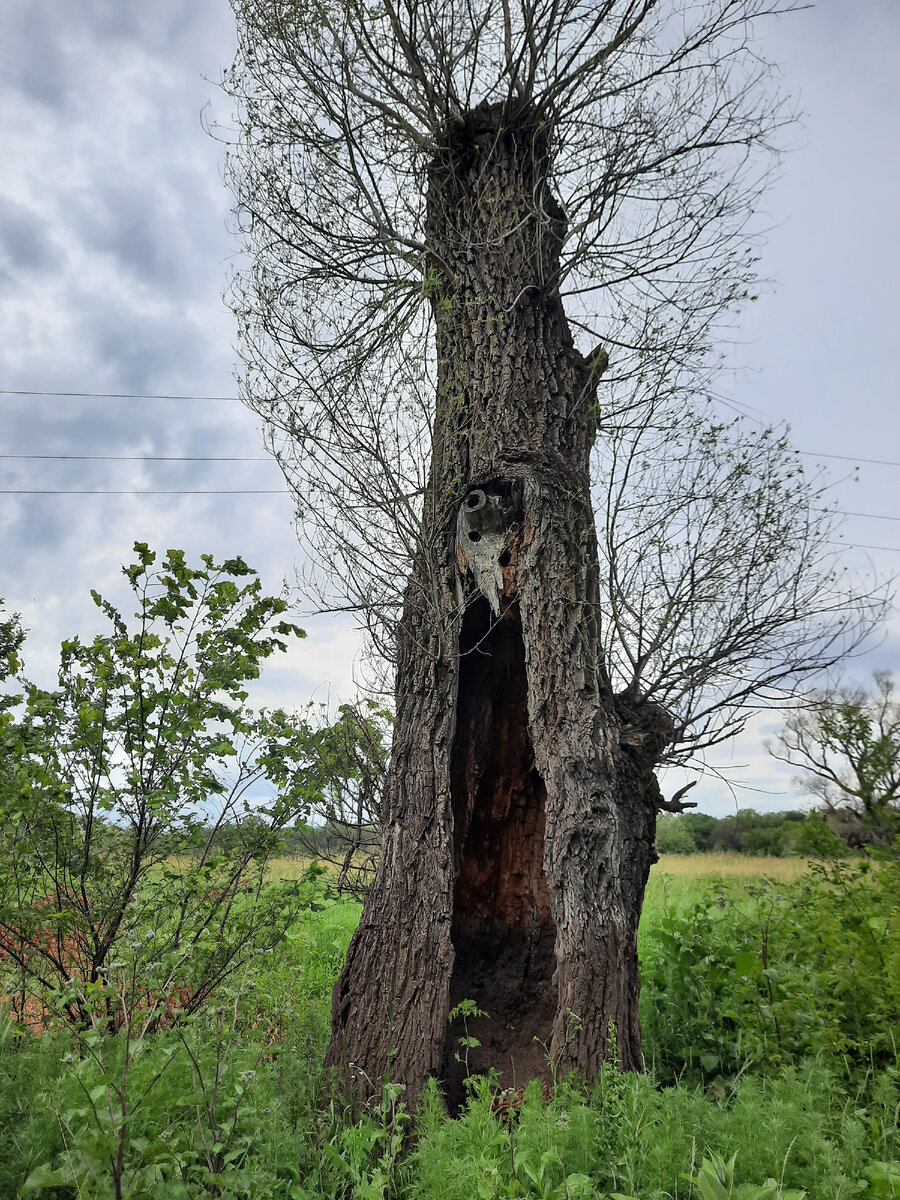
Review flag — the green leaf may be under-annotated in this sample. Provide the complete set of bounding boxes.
[735,949,759,975]
[564,1173,593,1195]
[862,1161,900,1197]
[22,1163,75,1191]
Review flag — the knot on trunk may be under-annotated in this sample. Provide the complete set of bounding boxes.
[615,696,675,763]
[438,98,552,172]
[456,483,523,616]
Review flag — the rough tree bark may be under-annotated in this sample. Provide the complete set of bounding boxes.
[325,101,675,1108]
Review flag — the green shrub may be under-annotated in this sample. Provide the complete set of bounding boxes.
[640,858,900,1083]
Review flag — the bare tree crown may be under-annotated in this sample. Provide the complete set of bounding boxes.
[225,0,885,760]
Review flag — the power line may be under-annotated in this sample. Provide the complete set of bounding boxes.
[5,391,900,532]
[5,388,900,465]
[5,392,900,471]
[842,511,900,524]
[0,454,270,462]
[799,450,900,469]
[2,448,900,472]
[0,489,288,495]
[5,474,900,524]
[0,389,241,402]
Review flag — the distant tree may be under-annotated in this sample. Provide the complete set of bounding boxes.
[681,812,718,854]
[654,816,696,855]
[654,808,807,856]
[737,811,796,856]
[770,672,900,851]
[709,815,742,854]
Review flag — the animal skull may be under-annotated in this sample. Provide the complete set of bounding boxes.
[456,487,515,616]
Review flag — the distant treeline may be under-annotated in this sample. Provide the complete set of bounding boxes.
[202,812,808,860]
[656,809,808,856]
[282,819,380,857]
[201,811,811,861]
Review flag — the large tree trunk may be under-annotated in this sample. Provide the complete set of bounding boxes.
[325,101,668,1109]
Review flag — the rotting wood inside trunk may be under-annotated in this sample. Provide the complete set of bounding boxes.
[442,594,556,1110]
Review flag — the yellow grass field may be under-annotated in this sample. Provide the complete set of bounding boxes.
[267,855,323,881]
[651,852,808,881]
[261,851,808,886]
[642,853,809,919]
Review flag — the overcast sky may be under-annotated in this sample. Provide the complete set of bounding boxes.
[1,1,898,815]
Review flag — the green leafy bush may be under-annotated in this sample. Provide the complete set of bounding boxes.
[640,859,900,1082]
[0,546,336,1033]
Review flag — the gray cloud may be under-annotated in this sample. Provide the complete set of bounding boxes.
[66,181,191,290]
[1,0,898,808]
[0,6,76,109]
[82,304,212,395]
[0,198,59,278]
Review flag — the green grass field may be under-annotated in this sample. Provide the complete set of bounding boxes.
[2,851,897,1199]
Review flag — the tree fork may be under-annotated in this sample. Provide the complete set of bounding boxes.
[325,100,664,1106]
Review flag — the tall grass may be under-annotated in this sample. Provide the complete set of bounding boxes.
[3,855,897,1198]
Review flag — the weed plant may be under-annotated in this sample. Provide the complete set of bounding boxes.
[412,1066,898,1200]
